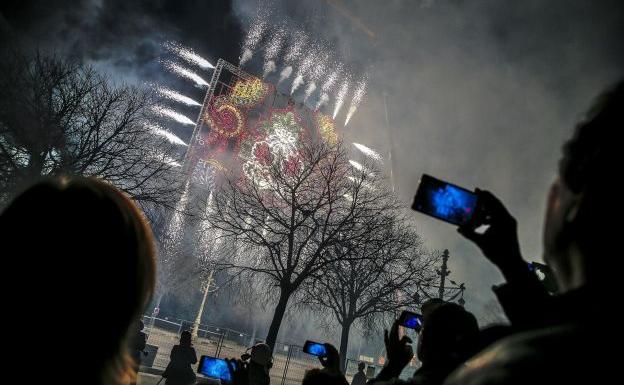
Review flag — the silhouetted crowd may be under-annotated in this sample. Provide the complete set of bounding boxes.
[1,80,620,385]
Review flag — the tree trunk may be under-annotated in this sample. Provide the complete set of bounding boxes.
[265,289,291,351]
[339,319,353,374]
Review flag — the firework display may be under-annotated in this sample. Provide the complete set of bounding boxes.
[315,113,338,145]
[185,59,352,190]
[229,78,271,108]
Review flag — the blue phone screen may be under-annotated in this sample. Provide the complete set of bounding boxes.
[198,356,233,382]
[404,314,423,330]
[304,342,327,357]
[413,175,477,226]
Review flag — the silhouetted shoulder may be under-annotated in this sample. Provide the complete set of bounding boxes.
[443,323,605,385]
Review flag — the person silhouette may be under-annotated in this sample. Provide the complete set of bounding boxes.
[0,176,156,385]
[351,362,367,385]
[163,330,198,385]
[447,82,624,384]
[130,320,147,372]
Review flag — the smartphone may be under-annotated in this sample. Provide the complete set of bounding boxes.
[411,174,478,226]
[303,340,328,357]
[397,310,423,332]
[197,355,234,382]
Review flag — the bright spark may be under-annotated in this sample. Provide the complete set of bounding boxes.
[165,42,214,69]
[144,122,188,146]
[333,80,349,119]
[163,61,209,87]
[153,85,201,106]
[279,66,293,83]
[353,143,383,162]
[345,78,367,126]
[151,106,196,126]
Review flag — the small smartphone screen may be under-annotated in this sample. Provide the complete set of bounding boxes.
[397,311,423,332]
[412,174,477,226]
[303,340,327,357]
[198,356,234,382]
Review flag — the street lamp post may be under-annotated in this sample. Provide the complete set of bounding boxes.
[192,269,218,338]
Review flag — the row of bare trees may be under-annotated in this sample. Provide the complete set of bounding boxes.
[0,50,183,208]
[202,140,439,369]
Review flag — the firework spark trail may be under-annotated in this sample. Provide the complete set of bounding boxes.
[345,78,368,126]
[262,28,285,77]
[291,56,314,94]
[315,93,330,110]
[263,61,277,78]
[349,159,365,171]
[290,74,305,94]
[162,61,209,87]
[240,12,267,65]
[321,69,339,93]
[304,82,317,102]
[284,30,307,63]
[153,85,201,106]
[278,66,293,83]
[143,122,188,146]
[163,181,191,251]
[165,42,214,69]
[333,80,350,118]
[353,142,383,162]
[151,106,196,126]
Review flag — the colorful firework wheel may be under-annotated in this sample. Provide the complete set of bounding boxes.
[315,113,338,145]
[204,96,246,139]
[229,77,270,108]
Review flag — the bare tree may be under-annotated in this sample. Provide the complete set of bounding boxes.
[206,141,395,349]
[302,214,438,371]
[0,50,182,207]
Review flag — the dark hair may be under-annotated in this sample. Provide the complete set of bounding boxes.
[418,302,479,365]
[358,361,366,371]
[302,369,349,385]
[558,81,622,281]
[0,176,156,385]
[180,330,193,346]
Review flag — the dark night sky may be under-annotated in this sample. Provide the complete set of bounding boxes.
[2,0,623,352]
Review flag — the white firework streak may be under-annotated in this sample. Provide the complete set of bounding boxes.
[284,30,307,63]
[262,28,285,77]
[278,66,293,83]
[321,69,339,93]
[304,82,317,102]
[162,155,182,168]
[308,52,329,81]
[290,74,305,94]
[163,181,191,252]
[315,93,330,110]
[349,159,365,171]
[333,80,350,118]
[291,56,314,94]
[264,28,285,61]
[165,42,214,69]
[151,106,196,126]
[240,48,253,66]
[345,78,368,126]
[353,142,383,162]
[263,60,277,78]
[162,61,209,86]
[143,121,188,146]
[153,85,201,106]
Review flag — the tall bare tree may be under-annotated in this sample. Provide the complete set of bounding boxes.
[303,214,437,371]
[206,141,395,349]
[0,50,182,207]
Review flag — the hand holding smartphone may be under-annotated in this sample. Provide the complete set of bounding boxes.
[411,174,478,226]
[198,356,235,383]
[397,310,423,332]
[303,340,328,357]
